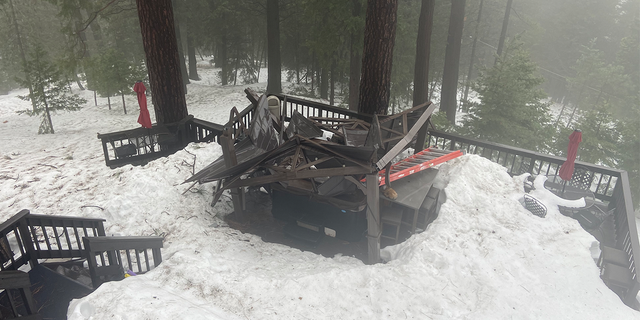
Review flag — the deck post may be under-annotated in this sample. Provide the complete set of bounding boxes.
[366,174,380,264]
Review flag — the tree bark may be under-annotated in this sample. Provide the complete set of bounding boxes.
[121,92,127,114]
[173,19,190,91]
[219,36,229,85]
[348,0,363,111]
[463,0,483,108]
[136,0,188,125]
[330,60,336,105]
[187,33,199,80]
[358,0,399,115]
[412,0,435,107]
[413,0,435,152]
[9,0,37,112]
[495,0,512,65]
[320,67,328,99]
[440,0,466,124]
[266,0,282,94]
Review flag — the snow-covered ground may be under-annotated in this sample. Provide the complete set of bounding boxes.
[1,67,638,319]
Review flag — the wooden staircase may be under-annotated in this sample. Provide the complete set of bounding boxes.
[0,210,164,320]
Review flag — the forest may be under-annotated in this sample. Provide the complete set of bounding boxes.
[0,0,638,205]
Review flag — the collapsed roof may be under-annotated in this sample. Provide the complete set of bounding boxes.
[185,90,437,210]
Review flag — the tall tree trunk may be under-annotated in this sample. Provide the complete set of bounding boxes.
[330,60,336,105]
[136,0,188,125]
[554,97,569,128]
[358,0,399,115]
[83,2,104,45]
[348,0,363,111]
[429,79,437,101]
[74,72,85,90]
[187,33,199,80]
[266,0,282,94]
[121,92,127,114]
[495,0,512,65]
[294,33,300,83]
[413,0,435,152]
[463,0,483,109]
[219,36,229,85]
[42,93,54,134]
[310,54,315,92]
[412,0,435,107]
[256,39,265,83]
[320,67,328,99]
[441,0,466,124]
[234,47,240,86]
[173,20,190,92]
[8,0,37,112]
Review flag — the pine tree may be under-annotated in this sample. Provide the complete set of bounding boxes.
[462,39,552,151]
[16,44,85,134]
[569,103,620,167]
[89,49,146,113]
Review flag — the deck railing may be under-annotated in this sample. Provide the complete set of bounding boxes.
[0,209,106,271]
[83,236,163,288]
[271,93,371,123]
[0,210,164,289]
[426,129,640,307]
[242,95,640,307]
[0,210,35,271]
[23,213,106,263]
[425,130,620,201]
[98,115,223,168]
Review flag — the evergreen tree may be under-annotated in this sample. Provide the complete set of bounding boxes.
[614,19,640,207]
[569,103,620,167]
[618,106,640,208]
[16,44,85,134]
[389,0,420,112]
[462,39,552,151]
[89,49,146,113]
[563,41,630,128]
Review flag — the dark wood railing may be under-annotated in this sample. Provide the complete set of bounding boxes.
[0,210,36,271]
[186,118,224,143]
[98,115,223,168]
[425,130,620,201]
[426,129,640,307]
[0,209,106,271]
[0,210,164,290]
[271,93,371,123]
[23,213,106,263]
[83,236,163,288]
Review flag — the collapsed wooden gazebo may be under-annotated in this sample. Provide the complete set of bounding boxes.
[185,90,461,263]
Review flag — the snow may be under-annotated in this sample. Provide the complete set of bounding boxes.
[0,67,638,319]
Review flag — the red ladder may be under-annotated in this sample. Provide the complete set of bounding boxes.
[368,147,464,186]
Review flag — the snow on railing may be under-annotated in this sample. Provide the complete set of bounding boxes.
[426,128,640,308]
